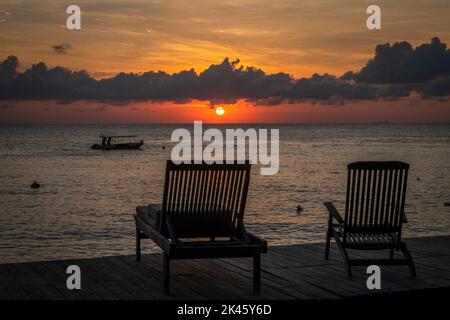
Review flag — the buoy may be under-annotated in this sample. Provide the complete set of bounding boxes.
[30,181,40,189]
[296,205,304,214]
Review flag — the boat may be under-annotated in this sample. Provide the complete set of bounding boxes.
[91,135,144,150]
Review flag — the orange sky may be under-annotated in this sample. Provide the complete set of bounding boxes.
[2,0,449,78]
[1,0,450,123]
[2,98,450,124]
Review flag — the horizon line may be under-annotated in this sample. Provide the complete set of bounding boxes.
[1,122,450,126]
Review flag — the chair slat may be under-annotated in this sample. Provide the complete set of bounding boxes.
[211,170,223,231]
[226,169,239,230]
[383,169,393,226]
[188,170,198,214]
[232,170,245,230]
[353,169,362,227]
[374,169,382,228]
[388,169,399,228]
[219,170,233,230]
[393,169,404,229]
[162,161,251,238]
[167,171,174,212]
[368,169,377,227]
[344,162,409,238]
[362,170,372,227]
[344,168,351,225]
[379,168,388,227]
[346,168,356,232]
[397,169,409,241]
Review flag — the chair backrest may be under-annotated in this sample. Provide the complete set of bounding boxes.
[162,160,251,239]
[344,161,409,236]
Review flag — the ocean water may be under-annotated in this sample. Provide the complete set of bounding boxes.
[1,123,450,263]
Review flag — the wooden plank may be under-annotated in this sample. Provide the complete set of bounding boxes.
[187,258,294,299]
[14,262,64,300]
[183,259,256,299]
[76,257,137,300]
[170,260,252,299]
[1,264,32,299]
[0,235,449,300]
[136,254,207,299]
[217,258,339,299]
[52,259,102,300]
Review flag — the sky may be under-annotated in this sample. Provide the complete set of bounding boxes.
[1,0,450,123]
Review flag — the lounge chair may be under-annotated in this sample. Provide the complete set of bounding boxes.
[324,161,416,277]
[134,160,267,294]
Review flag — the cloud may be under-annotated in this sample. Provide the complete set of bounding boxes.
[0,55,18,84]
[349,37,450,84]
[421,75,450,97]
[52,43,71,54]
[286,74,378,101]
[1,38,450,104]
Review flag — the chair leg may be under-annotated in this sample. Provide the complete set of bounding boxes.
[136,228,141,262]
[163,253,170,294]
[400,244,416,277]
[344,253,352,277]
[335,236,352,277]
[325,230,331,260]
[389,248,394,260]
[253,254,261,292]
[325,217,332,260]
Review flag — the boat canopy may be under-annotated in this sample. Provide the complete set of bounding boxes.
[92,135,144,149]
[100,135,138,138]
[98,135,142,145]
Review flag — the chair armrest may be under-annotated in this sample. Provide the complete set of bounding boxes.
[323,201,344,225]
[134,214,171,252]
[402,212,408,223]
[165,214,178,244]
[238,219,250,242]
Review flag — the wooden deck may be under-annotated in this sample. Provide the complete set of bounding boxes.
[1,235,449,300]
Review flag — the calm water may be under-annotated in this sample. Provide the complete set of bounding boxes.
[1,124,450,263]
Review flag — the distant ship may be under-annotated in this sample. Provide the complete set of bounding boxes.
[91,135,144,150]
[370,121,390,124]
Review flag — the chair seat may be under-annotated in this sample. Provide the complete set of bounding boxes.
[168,233,267,259]
[333,224,397,247]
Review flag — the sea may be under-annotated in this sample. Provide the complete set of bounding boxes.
[1,123,450,263]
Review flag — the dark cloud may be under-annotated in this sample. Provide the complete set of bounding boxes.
[0,61,95,100]
[286,74,377,101]
[0,55,18,84]
[421,75,450,97]
[1,38,450,104]
[52,43,71,54]
[349,37,450,84]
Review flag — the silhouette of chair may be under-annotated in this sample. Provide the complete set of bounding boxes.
[324,161,416,277]
[134,160,267,294]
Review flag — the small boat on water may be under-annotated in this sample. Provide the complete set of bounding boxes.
[91,135,144,150]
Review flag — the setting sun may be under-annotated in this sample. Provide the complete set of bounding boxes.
[215,107,225,116]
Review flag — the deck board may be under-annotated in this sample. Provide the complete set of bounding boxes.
[0,235,449,300]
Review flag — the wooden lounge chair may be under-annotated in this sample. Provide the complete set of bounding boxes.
[134,160,267,294]
[324,161,416,277]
